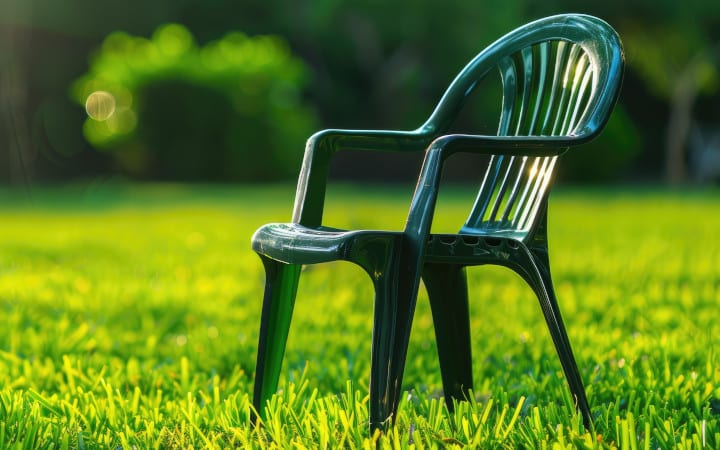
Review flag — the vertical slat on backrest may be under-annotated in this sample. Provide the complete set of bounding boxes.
[466,155,504,228]
[509,155,536,226]
[515,156,558,230]
[499,156,528,223]
[525,42,549,135]
[512,47,534,135]
[540,41,568,135]
[564,56,595,134]
[514,156,553,229]
[552,44,584,135]
[486,158,511,223]
[558,52,587,135]
[498,56,518,136]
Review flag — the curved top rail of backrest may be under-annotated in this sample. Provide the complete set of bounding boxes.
[418,14,624,141]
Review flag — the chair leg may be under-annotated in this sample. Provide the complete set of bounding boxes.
[422,263,473,411]
[252,255,302,422]
[516,247,593,429]
[366,255,420,432]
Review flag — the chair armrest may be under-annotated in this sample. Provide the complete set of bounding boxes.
[428,133,588,157]
[292,129,433,227]
[308,128,431,153]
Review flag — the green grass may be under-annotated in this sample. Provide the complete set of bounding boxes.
[0,183,719,448]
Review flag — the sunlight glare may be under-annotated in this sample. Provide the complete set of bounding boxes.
[85,91,116,121]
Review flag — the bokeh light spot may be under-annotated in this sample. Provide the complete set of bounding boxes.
[85,91,116,121]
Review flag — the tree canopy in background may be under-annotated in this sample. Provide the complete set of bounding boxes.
[1,0,718,184]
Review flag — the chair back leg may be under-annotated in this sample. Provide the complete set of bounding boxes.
[513,245,593,429]
[422,263,474,410]
[252,256,302,421]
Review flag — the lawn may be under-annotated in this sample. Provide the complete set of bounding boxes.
[0,183,718,449]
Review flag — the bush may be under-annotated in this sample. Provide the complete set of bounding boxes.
[72,24,317,181]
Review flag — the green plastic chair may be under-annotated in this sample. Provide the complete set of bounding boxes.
[252,13,624,431]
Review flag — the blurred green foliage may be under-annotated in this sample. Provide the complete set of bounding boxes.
[71,24,317,181]
[622,25,719,100]
[560,104,642,182]
[2,0,719,183]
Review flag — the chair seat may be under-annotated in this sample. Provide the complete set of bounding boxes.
[252,223,402,265]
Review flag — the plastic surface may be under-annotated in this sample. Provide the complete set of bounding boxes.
[252,13,624,432]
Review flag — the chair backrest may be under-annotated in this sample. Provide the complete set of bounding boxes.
[420,14,623,238]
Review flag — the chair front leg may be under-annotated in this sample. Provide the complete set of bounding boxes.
[252,255,302,422]
[422,263,474,411]
[368,264,419,432]
[348,236,420,433]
